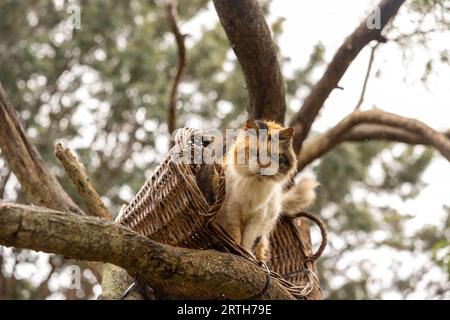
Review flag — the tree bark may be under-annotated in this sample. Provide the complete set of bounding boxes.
[0,202,295,300]
[101,263,146,300]
[213,0,286,124]
[343,125,450,145]
[54,143,112,220]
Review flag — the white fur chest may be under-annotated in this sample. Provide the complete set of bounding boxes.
[224,166,283,220]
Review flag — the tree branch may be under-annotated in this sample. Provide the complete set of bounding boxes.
[354,43,380,110]
[298,109,450,170]
[290,0,406,155]
[344,125,450,145]
[0,83,83,215]
[0,202,295,300]
[54,143,112,220]
[165,0,186,139]
[213,0,286,124]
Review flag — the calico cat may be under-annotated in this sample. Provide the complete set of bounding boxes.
[215,119,317,261]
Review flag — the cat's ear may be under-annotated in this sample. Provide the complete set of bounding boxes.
[279,127,294,140]
[244,119,258,131]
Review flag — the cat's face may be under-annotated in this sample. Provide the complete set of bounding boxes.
[231,119,297,181]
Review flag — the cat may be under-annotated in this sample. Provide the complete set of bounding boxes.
[215,119,317,262]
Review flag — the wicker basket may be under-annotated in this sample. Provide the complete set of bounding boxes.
[269,213,326,299]
[116,128,326,299]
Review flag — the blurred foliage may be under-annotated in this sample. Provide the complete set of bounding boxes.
[0,0,449,299]
[390,0,450,83]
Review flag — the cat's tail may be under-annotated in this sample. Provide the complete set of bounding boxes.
[282,178,319,215]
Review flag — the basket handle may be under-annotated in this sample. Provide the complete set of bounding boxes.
[288,211,327,262]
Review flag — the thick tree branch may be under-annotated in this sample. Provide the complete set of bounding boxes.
[344,125,450,144]
[213,0,286,124]
[165,0,186,139]
[298,109,450,170]
[0,202,295,300]
[213,0,325,299]
[0,83,83,215]
[290,0,406,155]
[54,143,112,220]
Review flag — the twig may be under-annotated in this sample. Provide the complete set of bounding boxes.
[55,143,112,220]
[165,0,186,142]
[354,43,380,110]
